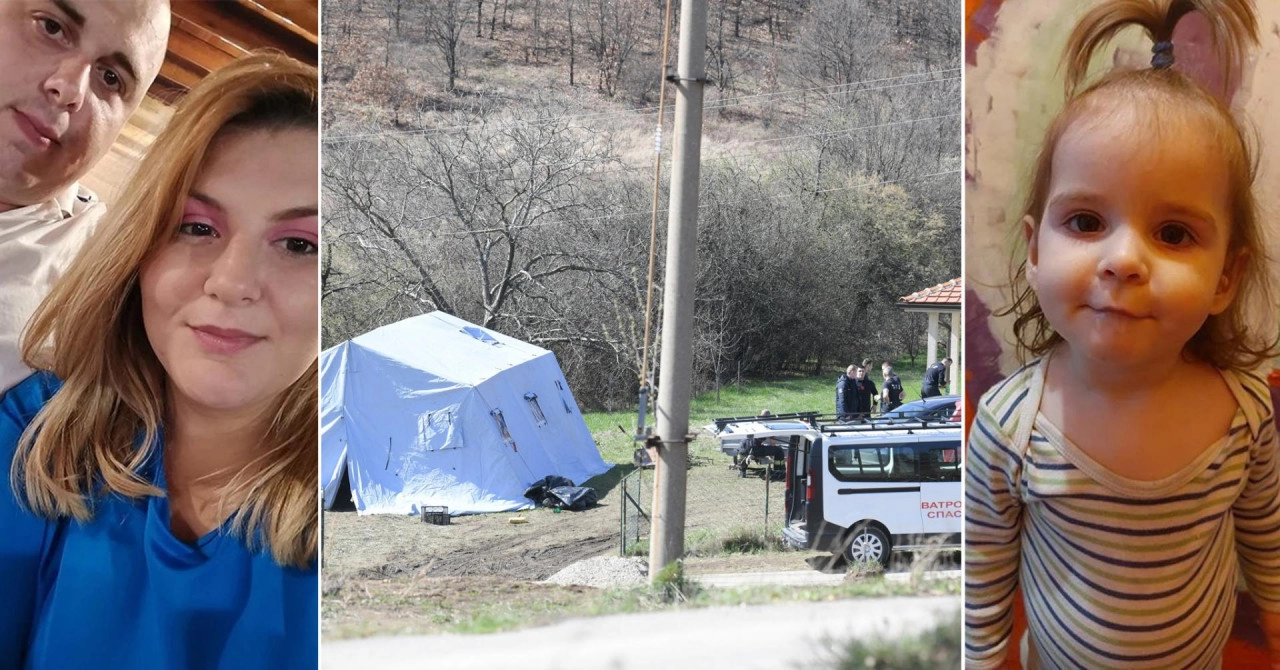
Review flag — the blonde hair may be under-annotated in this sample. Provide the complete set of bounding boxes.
[12,53,318,569]
[1003,0,1276,369]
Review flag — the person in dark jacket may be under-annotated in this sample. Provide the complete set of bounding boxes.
[837,365,877,420]
[836,365,857,420]
[852,366,877,416]
[922,357,952,398]
[881,362,904,412]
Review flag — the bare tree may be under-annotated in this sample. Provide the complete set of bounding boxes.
[695,295,744,401]
[708,0,746,96]
[385,0,405,37]
[533,0,544,64]
[790,0,891,103]
[324,103,632,334]
[422,0,466,90]
[324,139,456,315]
[589,0,650,97]
[566,0,578,85]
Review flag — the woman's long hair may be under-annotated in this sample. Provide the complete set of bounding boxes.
[12,53,318,569]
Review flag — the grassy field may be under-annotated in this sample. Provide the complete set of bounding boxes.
[583,359,934,464]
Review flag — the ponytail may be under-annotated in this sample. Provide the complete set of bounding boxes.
[1062,0,1257,96]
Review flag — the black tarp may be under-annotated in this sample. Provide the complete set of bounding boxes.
[523,476,599,510]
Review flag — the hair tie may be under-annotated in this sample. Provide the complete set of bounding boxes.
[1152,41,1175,69]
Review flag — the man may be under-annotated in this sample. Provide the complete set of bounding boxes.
[0,0,170,392]
[836,364,877,421]
[922,357,952,398]
[852,366,877,416]
[835,365,857,421]
[881,361,904,412]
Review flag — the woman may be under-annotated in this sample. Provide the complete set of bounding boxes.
[0,53,317,668]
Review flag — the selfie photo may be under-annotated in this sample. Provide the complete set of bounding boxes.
[0,2,318,667]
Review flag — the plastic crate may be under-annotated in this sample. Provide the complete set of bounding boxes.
[421,506,450,525]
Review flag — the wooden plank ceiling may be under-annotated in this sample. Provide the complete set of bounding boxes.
[159,0,318,98]
[84,0,318,199]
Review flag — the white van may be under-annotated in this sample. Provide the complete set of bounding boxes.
[714,419,961,566]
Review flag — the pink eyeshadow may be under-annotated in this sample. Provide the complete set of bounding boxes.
[275,219,318,244]
[182,197,221,221]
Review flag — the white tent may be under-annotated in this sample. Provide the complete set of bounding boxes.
[320,311,611,515]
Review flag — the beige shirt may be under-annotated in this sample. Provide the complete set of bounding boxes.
[0,184,104,393]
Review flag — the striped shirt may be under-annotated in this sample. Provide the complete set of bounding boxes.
[965,358,1280,669]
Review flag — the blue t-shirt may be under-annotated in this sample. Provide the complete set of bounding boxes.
[0,373,317,669]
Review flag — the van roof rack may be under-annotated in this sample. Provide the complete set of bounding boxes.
[711,411,820,431]
[817,419,958,434]
[712,411,960,434]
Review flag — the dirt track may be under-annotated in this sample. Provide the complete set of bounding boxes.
[321,453,838,640]
[323,468,649,640]
[322,450,793,583]
[323,502,621,582]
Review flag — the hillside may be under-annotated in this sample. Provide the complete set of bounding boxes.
[320,0,962,410]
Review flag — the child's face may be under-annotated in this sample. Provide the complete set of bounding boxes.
[1023,108,1242,368]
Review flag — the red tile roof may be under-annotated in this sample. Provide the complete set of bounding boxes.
[897,278,961,306]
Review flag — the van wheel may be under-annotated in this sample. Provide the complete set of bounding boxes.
[844,525,890,568]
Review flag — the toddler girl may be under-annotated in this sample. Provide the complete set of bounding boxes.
[964,0,1280,667]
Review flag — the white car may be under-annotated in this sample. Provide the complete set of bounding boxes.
[710,413,815,477]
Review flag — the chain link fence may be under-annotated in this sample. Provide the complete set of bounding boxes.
[620,450,789,556]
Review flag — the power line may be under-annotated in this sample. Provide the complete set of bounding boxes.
[449,109,958,178]
[327,73,958,145]
[322,69,960,144]
[727,110,957,147]
[326,120,960,193]
[428,169,960,237]
[702,71,959,109]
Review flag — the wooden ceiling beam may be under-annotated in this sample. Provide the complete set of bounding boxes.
[158,0,317,98]
[237,0,318,44]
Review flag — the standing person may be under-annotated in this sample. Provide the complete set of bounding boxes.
[965,0,1280,667]
[852,366,877,416]
[0,54,318,668]
[922,357,951,398]
[837,364,877,420]
[835,364,857,420]
[881,361,904,412]
[0,0,171,393]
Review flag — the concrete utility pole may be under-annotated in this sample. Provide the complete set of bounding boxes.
[649,0,708,582]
